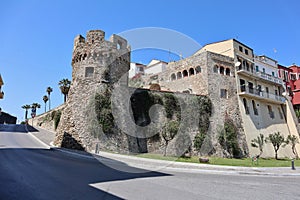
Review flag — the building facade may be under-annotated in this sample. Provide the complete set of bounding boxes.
[129,62,145,78]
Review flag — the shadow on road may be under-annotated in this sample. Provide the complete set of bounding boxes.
[0,148,171,199]
[0,124,39,133]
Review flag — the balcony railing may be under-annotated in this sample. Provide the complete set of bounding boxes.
[237,66,283,85]
[239,85,285,103]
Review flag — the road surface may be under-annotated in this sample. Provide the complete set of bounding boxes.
[1,124,300,200]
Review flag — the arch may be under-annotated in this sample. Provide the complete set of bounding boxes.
[219,66,225,75]
[149,84,161,91]
[177,72,182,79]
[195,66,201,74]
[225,68,231,76]
[189,68,195,76]
[252,100,258,115]
[183,70,188,77]
[213,65,219,73]
[243,98,249,114]
[170,73,176,81]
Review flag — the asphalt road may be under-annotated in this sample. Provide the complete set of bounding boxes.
[1,124,300,200]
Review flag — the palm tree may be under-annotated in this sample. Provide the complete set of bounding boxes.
[31,103,41,118]
[21,104,31,120]
[58,78,71,103]
[43,95,49,113]
[46,87,53,111]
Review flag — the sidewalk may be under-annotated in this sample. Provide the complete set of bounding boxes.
[30,127,300,177]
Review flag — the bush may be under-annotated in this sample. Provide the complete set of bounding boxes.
[54,111,61,130]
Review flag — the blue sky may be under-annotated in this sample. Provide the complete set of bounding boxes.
[0,0,299,121]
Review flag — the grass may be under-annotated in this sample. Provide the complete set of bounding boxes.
[135,153,300,167]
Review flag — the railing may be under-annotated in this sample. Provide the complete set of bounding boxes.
[237,66,283,85]
[239,86,285,103]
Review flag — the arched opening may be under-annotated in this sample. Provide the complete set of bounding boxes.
[220,66,225,75]
[243,98,249,114]
[189,68,195,76]
[213,65,219,73]
[195,66,201,74]
[170,73,176,81]
[183,70,188,77]
[252,100,258,115]
[177,72,182,79]
[225,68,231,76]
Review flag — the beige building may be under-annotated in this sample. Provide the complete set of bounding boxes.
[197,39,300,158]
[0,74,3,99]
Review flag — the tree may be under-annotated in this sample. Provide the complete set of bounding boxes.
[285,135,299,159]
[58,79,71,103]
[161,120,179,156]
[193,131,206,155]
[43,95,49,113]
[266,132,285,160]
[21,104,31,120]
[251,133,266,156]
[46,87,53,111]
[218,118,241,158]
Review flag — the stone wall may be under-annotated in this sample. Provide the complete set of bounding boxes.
[54,30,130,151]
[28,104,65,132]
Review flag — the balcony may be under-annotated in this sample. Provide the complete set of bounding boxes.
[237,66,283,85]
[239,85,285,104]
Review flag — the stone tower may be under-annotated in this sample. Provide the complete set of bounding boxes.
[54,30,130,150]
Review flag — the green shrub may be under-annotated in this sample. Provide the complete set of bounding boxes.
[54,111,61,130]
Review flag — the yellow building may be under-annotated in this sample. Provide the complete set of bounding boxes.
[0,74,3,99]
[197,39,300,158]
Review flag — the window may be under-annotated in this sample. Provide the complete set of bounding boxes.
[268,105,274,119]
[248,82,254,94]
[291,73,297,81]
[220,89,228,99]
[195,66,201,74]
[170,73,176,81]
[272,71,275,77]
[266,87,269,98]
[220,66,225,75]
[183,70,188,77]
[256,66,259,72]
[243,98,249,114]
[278,108,283,119]
[189,68,195,76]
[252,100,258,115]
[240,79,246,92]
[213,65,219,73]
[85,67,94,77]
[245,49,248,55]
[225,68,230,76]
[262,68,265,73]
[239,46,243,52]
[177,72,182,79]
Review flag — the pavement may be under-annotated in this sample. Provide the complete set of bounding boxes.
[30,126,300,177]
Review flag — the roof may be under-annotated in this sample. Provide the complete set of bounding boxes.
[201,38,253,51]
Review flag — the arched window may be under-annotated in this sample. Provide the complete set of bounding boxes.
[220,66,225,75]
[213,65,219,73]
[252,100,258,115]
[170,73,176,81]
[177,72,182,79]
[183,70,188,77]
[243,98,249,114]
[225,68,231,76]
[195,66,201,74]
[189,68,195,76]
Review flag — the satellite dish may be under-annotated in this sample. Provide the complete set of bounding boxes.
[235,62,241,67]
